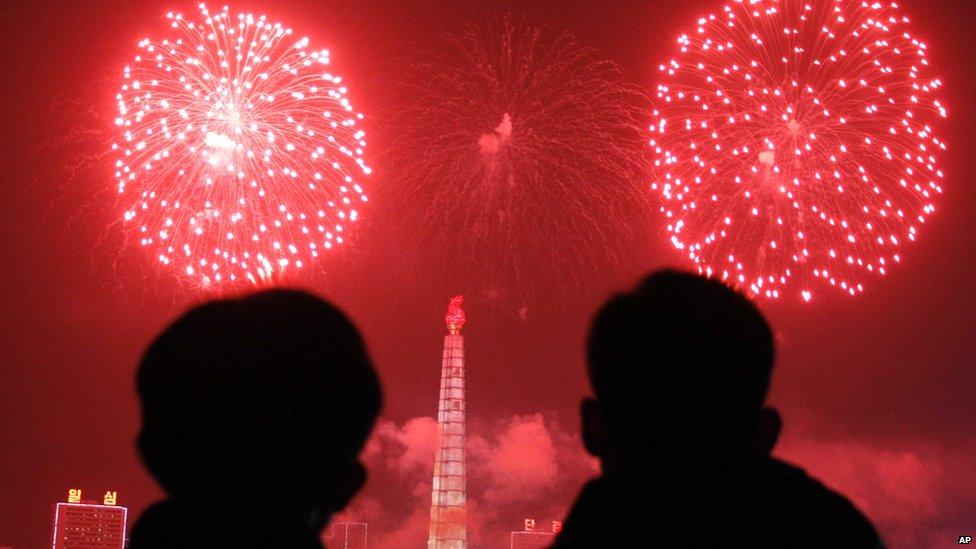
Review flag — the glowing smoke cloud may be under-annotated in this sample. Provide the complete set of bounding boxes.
[650,0,947,301]
[385,17,647,293]
[113,4,370,287]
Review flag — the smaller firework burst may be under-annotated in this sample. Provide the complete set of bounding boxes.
[381,17,649,294]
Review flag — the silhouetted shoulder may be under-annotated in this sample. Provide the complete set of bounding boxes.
[553,456,882,548]
[130,501,323,548]
[756,458,882,547]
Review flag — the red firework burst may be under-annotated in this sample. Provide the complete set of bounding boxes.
[113,4,369,287]
[650,0,947,301]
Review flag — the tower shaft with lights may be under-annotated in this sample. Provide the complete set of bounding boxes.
[428,296,467,549]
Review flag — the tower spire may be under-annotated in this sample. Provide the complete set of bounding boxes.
[428,295,467,549]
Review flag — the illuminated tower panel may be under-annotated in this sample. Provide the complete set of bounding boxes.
[428,296,467,549]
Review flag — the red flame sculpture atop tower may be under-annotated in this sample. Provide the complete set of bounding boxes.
[445,295,466,335]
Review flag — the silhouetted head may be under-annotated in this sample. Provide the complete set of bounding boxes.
[137,289,381,529]
[582,270,778,470]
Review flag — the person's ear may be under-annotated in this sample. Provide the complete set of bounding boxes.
[755,407,781,455]
[581,398,607,458]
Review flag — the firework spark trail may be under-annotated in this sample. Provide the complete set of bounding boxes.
[113,4,370,287]
[650,0,947,301]
[383,17,648,293]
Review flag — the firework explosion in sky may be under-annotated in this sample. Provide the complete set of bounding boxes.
[650,0,947,301]
[112,3,370,287]
[383,17,647,293]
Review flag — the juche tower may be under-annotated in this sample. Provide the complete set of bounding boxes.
[427,296,468,549]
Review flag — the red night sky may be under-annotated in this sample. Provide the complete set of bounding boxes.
[0,1,974,548]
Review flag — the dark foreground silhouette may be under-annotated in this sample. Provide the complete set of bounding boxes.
[552,270,882,548]
[129,290,381,549]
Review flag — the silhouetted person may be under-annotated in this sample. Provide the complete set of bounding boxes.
[129,290,381,549]
[553,270,881,548]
